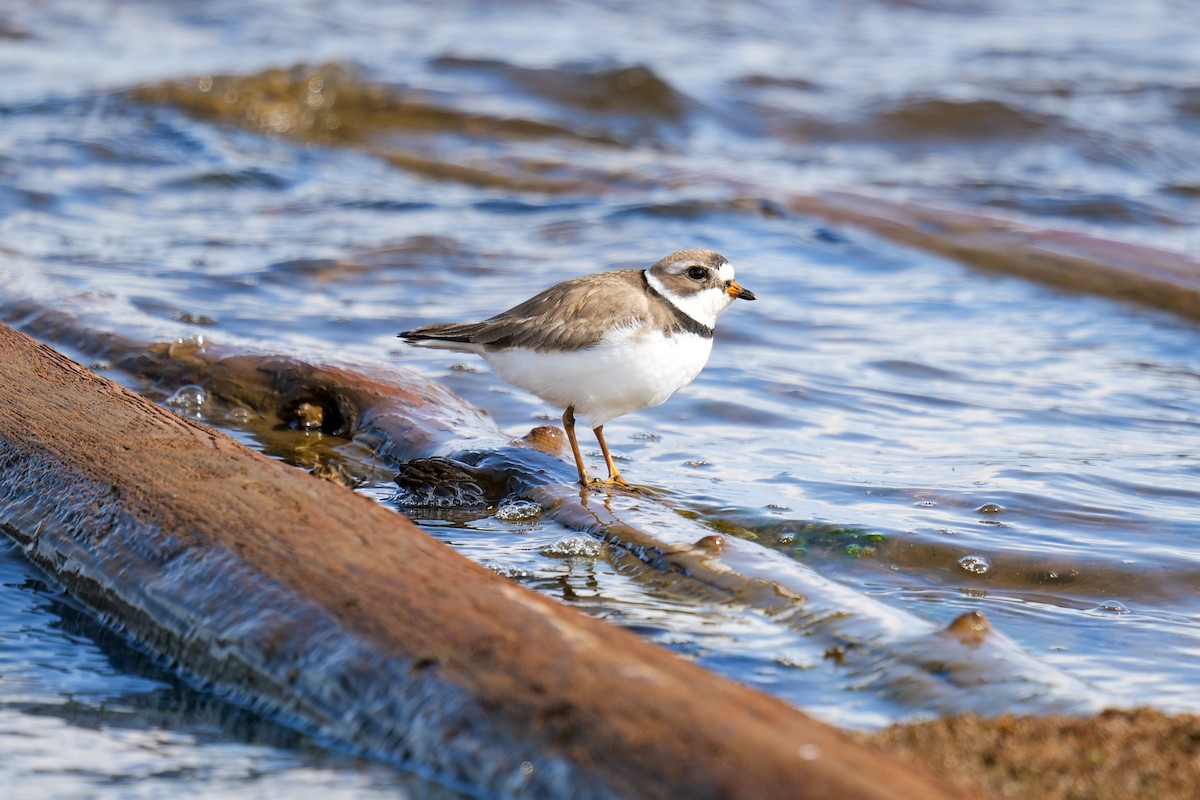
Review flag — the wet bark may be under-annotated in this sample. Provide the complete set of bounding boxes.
[790,192,1200,320]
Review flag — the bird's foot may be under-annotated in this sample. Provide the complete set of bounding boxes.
[582,475,644,494]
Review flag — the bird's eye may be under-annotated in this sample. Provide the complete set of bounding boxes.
[686,266,707,280]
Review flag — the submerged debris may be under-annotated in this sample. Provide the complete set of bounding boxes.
[944,610,992,645]
[128,62,629,193]
[392,456,505,509]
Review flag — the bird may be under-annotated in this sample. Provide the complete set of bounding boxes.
[398,249,755,488]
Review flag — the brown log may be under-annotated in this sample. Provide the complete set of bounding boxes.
[790,191,1200,320]
[0,322,978,798]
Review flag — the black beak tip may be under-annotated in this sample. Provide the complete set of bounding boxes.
[739,288,757,301]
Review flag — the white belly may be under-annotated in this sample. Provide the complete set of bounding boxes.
[481,329,714,427]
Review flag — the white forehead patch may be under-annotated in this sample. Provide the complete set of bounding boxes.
[647,261,738,329]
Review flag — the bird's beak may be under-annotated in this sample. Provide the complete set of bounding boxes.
[727,281,756,301]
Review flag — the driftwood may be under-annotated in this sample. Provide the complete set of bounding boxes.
[789,191,1200,320]
[0,321,979,798]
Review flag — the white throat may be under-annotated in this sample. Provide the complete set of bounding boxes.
[645,266,735,329]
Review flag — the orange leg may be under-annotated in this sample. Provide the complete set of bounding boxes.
[562,406,590,485]
[593,425,631,487]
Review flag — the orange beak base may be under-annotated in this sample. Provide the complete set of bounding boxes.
[727,281,756,301]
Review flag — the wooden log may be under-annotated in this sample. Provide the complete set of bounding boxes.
[0,322,977,798]
[790,192,1200,320]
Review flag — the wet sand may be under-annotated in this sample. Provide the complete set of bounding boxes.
[867,708,1200,800]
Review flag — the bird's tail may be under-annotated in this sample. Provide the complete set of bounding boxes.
[397,322,486,353]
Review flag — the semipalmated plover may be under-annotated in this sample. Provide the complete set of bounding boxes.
[398,249,755,487]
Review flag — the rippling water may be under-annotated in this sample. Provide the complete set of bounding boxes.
[2,0,1200,795]
[0,539,462,798]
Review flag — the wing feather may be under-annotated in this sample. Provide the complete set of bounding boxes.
[405,270,649,352]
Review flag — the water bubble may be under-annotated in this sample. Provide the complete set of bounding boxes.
[394,481,486,509]
[538,534,602,558]
[798,744,820,761]
[165,385,206,414]
[392,457,496,509]
[482,561,532,579]
[495,499,542,522]
[775,652,816,670]
[957,554,992,575]
[1095,599,1130,615]
[976,502,1005,514]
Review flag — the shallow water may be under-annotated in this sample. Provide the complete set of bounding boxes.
[2,0,1200,795]
[0,539,463,799]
